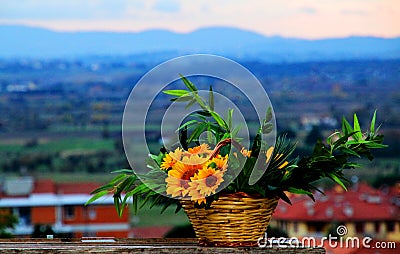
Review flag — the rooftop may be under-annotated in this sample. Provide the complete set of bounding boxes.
[274,183,400,222]
[0,177,114,207]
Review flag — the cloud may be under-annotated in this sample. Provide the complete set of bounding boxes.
[299,6,317,15]
[341,9,368,16]
[0,0,398,38]
[153,0,181,13]
[0,0,132,20]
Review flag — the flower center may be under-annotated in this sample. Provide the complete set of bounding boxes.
[180,168,198,188]
[181,168,197,181]
[180,180,190,189]
[205,175,218,187]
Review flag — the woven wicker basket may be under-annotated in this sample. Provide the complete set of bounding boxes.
[181,192,279,247]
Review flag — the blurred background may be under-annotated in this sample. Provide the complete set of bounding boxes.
[0,0,399,250]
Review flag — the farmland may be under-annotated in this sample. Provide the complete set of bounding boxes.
[0,57,399,186]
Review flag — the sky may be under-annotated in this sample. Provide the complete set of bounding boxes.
[0,0,399,39]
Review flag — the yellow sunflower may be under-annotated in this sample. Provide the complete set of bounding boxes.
[207,155,228,172]
[190,166,224,196]
[266,147,288,169]
[160,147,183,170]
[266,147,274,162]
[187,186,207,205]
[185,143,212,156]
[279,161,289,169]
[165,154,206,198]
[240,147,252,157]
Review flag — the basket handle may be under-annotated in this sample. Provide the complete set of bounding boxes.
[209,138,244,159]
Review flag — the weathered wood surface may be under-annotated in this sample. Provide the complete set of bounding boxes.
[0,238,326,253]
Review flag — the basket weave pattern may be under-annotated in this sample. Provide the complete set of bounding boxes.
[181,192,279,247]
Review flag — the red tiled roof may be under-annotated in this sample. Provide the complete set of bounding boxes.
[388,183,400,197]
[1,178,102,198]
[32,179,56,194]
[56,182,102,194]
[274,182,399,221]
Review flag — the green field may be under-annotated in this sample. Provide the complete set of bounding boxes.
[33,172,120,183]
[0,137,115,153]
[132,203,190,227]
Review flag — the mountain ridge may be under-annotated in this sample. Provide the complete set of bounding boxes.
[1,25,399,61]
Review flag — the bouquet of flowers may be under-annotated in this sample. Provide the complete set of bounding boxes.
[86,76,386,216]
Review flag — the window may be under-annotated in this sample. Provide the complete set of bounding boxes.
[293,222,298,233]
[14,207,31,226]
[64,206,75,220]
[355,222,364,234]
[87,207,96,220]
[374,221,380,233]
[387,221,395,232]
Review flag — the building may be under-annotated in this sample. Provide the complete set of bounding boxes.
[271,182,400,242]
[0,177,130,238]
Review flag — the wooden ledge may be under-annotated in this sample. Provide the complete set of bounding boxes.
[0,238,326,253]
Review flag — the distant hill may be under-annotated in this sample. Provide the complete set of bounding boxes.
[1,25,399,61]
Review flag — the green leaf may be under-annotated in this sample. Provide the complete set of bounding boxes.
[163,90,190,97]
[179,74,197,92]
[353,113,362,140]
[177,120,198,132]
[179,125,188,150]
[196,110,212,117]
[160,202,172,214]
[109,173,128,184]
[345,140,369,145]
[188,122,207,143]
[114,195,122,217]
[210,111,229,131]
[364,142,388,149]
[330,174,348,191]
[265,106,273,123]
[343,162,361,168]
[327,131,340,146]
[170,95,193,102]
[121,192,133,207]
[209,86,214,111]
[307,194,316,202]
[307,184,326,195]
[115,175,137,194]
[332,131,358,150]
[287,187,312,195]
[139,194,154,209]
[85,190,109,205]
[185,98,197,109]
[206,123,214,144]
[132,196,138,215]
[231,125,242,139]
[149,152,165,165]
[129,183,151,196]
[244,133,263,185]
[226,108,234,130]
[174,203,183,213]
[262,123,273,134]
[342,116,354,136]
[375,123,382,135]
[339,146,361,157]
[111,169,133,174]
[89,183,114,194]
[278,191,292,205]
[370,110,377,134]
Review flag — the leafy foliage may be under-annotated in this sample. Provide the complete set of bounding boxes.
[86,76,387,215]
[0,210,18,238]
